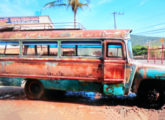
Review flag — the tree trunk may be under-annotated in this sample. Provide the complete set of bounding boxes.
[74,11,77,28]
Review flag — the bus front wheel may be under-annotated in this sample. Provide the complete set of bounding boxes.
[137,82,164,109]
[24,80,45,100]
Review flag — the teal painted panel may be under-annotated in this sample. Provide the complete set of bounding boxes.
[103,83,124,96]
[0,77,102,93]
[40,79,102,92]
[0,77,23,86]
[139,69,165,80]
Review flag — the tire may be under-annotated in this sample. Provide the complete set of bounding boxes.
[24,80,45,100]
[137,83,164,109]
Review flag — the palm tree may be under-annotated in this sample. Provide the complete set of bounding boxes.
[43,0,89,28]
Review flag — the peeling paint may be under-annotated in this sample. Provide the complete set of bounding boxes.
[0,29,131,39]
[46,62,58,66]
[104,83,124,96]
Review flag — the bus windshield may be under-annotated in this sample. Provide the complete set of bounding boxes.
[127,40,133,59]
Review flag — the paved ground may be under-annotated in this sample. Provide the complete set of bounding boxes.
[0,86,164,120]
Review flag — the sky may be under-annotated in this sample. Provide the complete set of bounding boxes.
[0,0,165,37]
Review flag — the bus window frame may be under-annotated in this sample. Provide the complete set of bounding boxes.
[60,40,103,58]
[0,40,20,56]
[21,40,58,57]
[0,39,104,59]
[104,40,126,60]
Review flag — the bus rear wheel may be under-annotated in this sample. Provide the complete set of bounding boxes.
[24,80,45,100]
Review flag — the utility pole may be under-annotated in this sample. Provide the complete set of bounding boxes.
[112,12,124,29]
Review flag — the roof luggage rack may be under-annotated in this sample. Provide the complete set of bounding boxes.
[0,22,85,31]
[0,26,14,31]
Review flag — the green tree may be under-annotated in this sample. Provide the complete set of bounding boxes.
[132,45,147,56]
[44,0,89,28]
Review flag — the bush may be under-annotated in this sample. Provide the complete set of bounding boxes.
[133,45,147,56]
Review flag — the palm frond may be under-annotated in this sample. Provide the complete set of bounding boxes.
[67,0,89,12]
[44,0,90,28]
[43,0,66,9]
[78,3,88,9]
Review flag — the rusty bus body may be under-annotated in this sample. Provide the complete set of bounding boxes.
[0,28,164,108]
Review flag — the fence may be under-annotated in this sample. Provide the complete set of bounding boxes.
[147,44,165,64]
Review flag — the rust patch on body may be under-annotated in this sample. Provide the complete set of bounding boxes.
[0,57,102,82]
[0,29,131,40]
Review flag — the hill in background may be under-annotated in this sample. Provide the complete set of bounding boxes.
[130,35,164,47]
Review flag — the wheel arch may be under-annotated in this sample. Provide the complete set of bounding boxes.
[24,79,45,100]
[133,78,165,94]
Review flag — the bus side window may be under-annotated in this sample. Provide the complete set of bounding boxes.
[23,42,58,56]
[78,42,102,57]
[61,42,77,56]
[0,41,20,55]
[107,43,123,58]
[61,41,102,57]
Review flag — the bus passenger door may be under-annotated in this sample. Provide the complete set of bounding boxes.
[103,40,126,95]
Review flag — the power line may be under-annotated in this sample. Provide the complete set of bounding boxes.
[134,30,165,36]
[135,22,165,32]
[140,30,165,34]
[133,11,165,30]
[135,28,165,34]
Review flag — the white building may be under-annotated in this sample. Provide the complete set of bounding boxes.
[0,16,54,30]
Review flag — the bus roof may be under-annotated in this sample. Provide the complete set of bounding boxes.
[0,29,132,40]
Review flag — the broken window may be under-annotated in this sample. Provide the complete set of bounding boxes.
[23,41,58,56]
[0,41,20,55]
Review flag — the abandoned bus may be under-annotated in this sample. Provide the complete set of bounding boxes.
[0,25,164,108]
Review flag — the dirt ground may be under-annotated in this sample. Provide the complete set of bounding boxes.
[0,86,164,120]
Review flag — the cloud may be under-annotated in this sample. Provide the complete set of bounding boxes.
[139,0,150,6]
[153,24,165,29]
[98,0,114,5]
[0,0,39,17]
